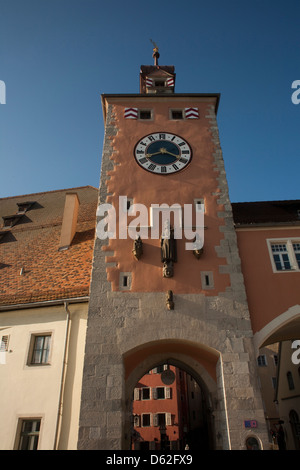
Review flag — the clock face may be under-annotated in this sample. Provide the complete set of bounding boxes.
[134,132,192,174]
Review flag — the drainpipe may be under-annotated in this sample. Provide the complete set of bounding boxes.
[53,301,71,450]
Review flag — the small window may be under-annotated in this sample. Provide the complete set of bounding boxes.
[194,198,205,213]
[171,110,183,120]
[292,243,300,268]
[0,335,9,352]
[126,198,133,211]
[142,414,151,427]
[257,355,267,367]
[2,214,23,228]
[271,377,277,389]
[18,419,41,450]
[201,271,214,290]
[16,201,35,213]
[139,110,152,120]
[30,334,51,365]
[287,371,295,390]
[155,80,165,87]
[119,272,131,290]
[157,413,166,426]
[156,387,165,399]
[141,388,150,400]
[133,415,140,427]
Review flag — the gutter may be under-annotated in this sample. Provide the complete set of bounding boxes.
[0,296,89,312]
[53,301,72,450]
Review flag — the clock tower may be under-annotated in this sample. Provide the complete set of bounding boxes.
[78,48,269,450]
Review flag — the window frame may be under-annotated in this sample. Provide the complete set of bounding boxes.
[267,238,300,273]
[138,109,153,120]
[16,418,42,450]
[27,333,52,366]
[257,354,267,367]
[141,413,151,427]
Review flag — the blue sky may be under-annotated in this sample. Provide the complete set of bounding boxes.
[1,0,300,202]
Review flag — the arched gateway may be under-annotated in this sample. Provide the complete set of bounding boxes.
[77,49,269,450]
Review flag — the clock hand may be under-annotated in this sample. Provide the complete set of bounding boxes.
[164,150,180,158]
[146,151,161,158]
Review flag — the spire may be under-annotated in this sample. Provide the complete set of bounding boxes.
[150,39,160,66]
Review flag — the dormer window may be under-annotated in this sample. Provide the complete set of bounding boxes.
[2,214,23,228]
[17,201,35,213]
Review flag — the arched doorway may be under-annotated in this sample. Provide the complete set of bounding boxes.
[130,361,214,450]
[123,340,222,450]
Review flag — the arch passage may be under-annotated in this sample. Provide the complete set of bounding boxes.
[123,340,223,450]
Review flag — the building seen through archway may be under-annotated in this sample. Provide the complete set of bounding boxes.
[131,363,213,450]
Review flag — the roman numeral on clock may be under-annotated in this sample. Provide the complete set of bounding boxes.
[148,163,156,171]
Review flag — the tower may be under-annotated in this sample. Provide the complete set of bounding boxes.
[78,47,269,450]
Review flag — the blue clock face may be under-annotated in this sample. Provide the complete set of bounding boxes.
[134,132,192,174]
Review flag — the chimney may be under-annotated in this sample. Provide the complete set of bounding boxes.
[59,193,80,250]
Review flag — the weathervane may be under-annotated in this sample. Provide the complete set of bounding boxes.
[150,39,160,66]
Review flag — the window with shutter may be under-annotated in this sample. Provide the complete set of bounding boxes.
[133,415,140,427]
[166,413,172,426]
[0,335,9,351]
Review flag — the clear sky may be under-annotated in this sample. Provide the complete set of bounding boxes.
[1,0,300,202]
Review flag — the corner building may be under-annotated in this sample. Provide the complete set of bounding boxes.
[78,55,269,450]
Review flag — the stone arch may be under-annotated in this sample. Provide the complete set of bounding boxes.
[122,339,229,450]
[253,305,300,353]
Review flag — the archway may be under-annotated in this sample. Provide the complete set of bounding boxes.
[130,361,214,450]
[253,305,300,352]
[123,340,224,450]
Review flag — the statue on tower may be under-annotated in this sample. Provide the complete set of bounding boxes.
[161,220,177,278]
[150,39,160,66]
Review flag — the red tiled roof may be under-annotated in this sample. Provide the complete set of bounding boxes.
[0,186,98,306]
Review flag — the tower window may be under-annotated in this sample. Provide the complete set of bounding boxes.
[119,272,132,290]
[170,109,183,120]
[194,198,205,213]
[154,80,165,87]
[201,271,214,290]
[139,109,152,120]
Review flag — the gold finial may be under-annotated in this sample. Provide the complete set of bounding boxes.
[150,39,160,66]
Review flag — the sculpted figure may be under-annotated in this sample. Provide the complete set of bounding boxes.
[132,236,143,260]
[161,221,177,277]
[166,290,174,310]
